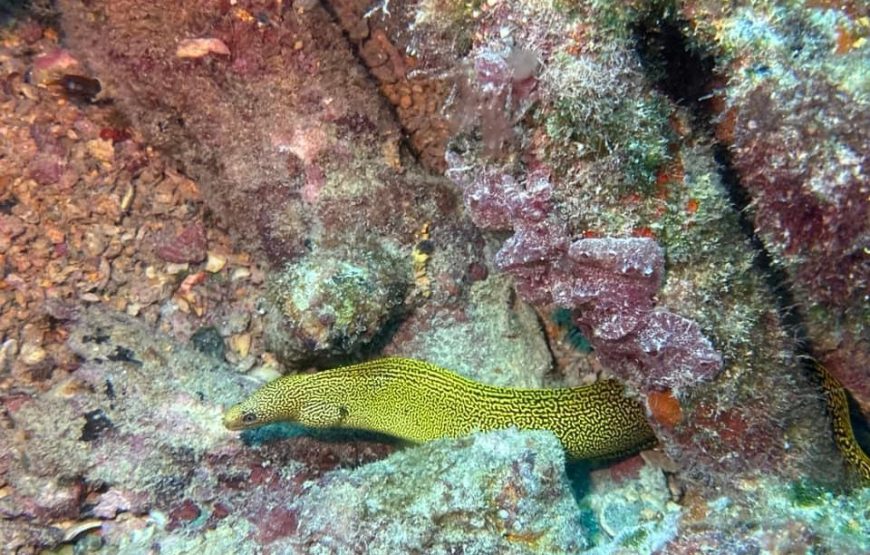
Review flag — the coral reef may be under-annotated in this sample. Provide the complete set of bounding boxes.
[1,0,867,553]
[412,0,841,486]
[319,1,868,480]
[56,0,494,366]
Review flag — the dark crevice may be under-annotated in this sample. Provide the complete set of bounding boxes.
[633,14,717,120]
[710,144,808,341]
[317,0,435,173]
[632,9,812,347]
[632,6,870,457]
[0,0,59,27]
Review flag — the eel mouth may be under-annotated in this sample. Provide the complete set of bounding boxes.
[222,405,246,431]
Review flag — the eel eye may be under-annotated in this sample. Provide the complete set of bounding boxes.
[242,412,257,424]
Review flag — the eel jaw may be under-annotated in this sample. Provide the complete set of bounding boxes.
[222,404,246,431]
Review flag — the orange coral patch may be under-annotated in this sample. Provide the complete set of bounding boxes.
[632,226,656,239]
[647,389,683,428]
[715,106,738,143]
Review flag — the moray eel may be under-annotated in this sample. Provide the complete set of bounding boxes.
[817,363,870,484]
[223,357,657,460]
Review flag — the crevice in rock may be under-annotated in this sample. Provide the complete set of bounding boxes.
[1,0,59,26]
[631,5,870,457]
[316,0,432,173]
[631,7,810,350]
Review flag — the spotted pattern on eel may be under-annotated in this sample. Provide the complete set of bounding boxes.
[223,357,657,460]
[223,357,870,480]
[818,363,870,483]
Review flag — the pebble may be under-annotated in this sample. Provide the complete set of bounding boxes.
[229,333,251,358]
[86,138,114,163]
[61,519,102,543]
[165,263,189,274]
[0,339,18,372]
[176,38,231,58]
[230,267,251,281]
[155,223,207,264]
[19,343,47,366]
[248,364,283,382]
[205,251,227,273]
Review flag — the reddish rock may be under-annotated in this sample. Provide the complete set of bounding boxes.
[212,502,230,520]
[253,507,299,545]
[168,499,202,530]
[155,223,207,264]
[31,49,81,85]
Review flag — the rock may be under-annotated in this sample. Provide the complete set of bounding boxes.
[31,49,81,86]
[264,248,409,365]
[155,223,207,264]
[176,38,230,59]
[287,428,590,554]
[190,325,226,360]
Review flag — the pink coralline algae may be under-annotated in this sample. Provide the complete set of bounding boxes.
[552,238,664,342]
[449,156,722,394]
[458,168,553,231]
[31,49,82,85]
[596,310,724,391]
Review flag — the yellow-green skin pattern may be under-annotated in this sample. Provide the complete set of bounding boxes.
[818,364,870,484]
[223,357,657,460]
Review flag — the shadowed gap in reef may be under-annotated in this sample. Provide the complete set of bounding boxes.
[632,4,870,453]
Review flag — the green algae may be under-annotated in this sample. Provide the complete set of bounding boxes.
[620,526,650,549]
[789,478,828,508]
[552,308,592,353]
[540,50,673,194]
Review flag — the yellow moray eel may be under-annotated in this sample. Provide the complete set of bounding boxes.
[817,363,870,484]
[223,357,870,479]
[223,357,657,460]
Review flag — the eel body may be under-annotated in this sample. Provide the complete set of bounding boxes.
[223,357,657,460]
[818,363,870,483]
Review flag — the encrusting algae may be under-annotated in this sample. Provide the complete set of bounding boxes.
[224,357,657,460]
